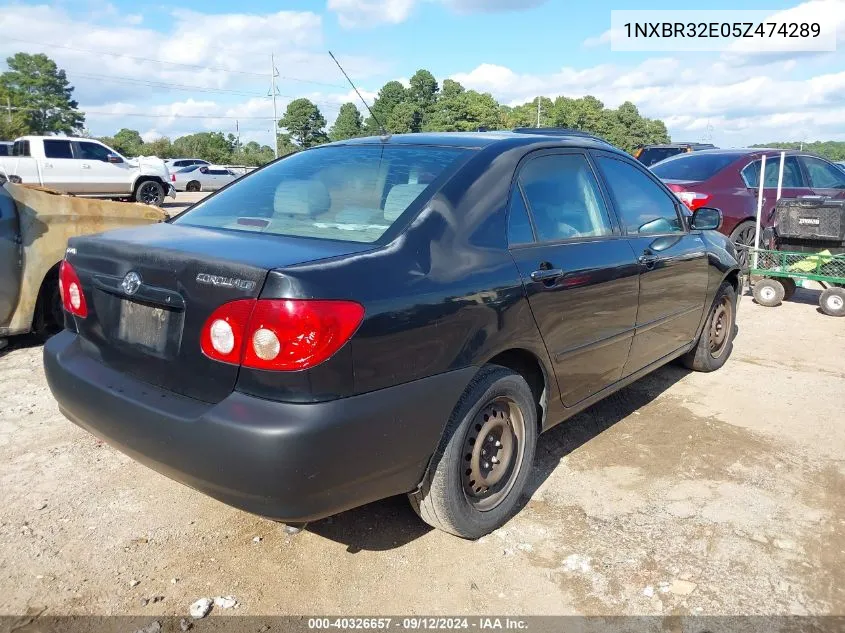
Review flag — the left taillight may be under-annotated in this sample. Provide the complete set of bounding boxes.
[59,260,88,318]
[667,184,711,211]
[200,299,365,371]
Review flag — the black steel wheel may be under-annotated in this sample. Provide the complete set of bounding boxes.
[730,221,756,269]
[409,365,538,539]
[682,281,737,372]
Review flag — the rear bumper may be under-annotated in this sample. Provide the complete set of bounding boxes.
[44,331,475,522]
[165,184,176,198]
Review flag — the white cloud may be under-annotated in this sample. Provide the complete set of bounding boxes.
[328,0,548,28]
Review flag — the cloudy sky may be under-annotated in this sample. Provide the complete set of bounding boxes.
[0,0,843,148]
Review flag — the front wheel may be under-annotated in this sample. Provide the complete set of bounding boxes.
[819,287,845,317]
[682,281,737,372]
[134,180,165,206]
[409,366,538,539]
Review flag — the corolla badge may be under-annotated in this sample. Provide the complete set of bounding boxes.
[121,271,142,295]
[196,273,256,291]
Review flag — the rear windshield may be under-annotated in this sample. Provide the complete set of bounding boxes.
[637,147,685,166]
[175,145,469,243]
[651,152,739,182]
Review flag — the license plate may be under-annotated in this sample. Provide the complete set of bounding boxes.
[117,300,171,354]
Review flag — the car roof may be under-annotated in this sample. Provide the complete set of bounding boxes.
[641,142,715,148]
[324,130,627,154]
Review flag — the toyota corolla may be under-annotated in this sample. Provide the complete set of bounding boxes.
[44,130,740,538]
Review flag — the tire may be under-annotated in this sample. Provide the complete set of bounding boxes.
[819,287,845,317]
[32,272,63,340]
[186,180,201,192]
[753,278,784,307]
[408,365,538,539]
[780,277,797,301]
[134,179,165,206]
[682,281,737,372]
[729,220,756,270]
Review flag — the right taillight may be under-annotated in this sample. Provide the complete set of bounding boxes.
[667,184,711,211]
[200,299,364,371]
[59,260,88,318]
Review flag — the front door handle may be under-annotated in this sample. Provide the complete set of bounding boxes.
[530,268,564,282]
[638,254,660,268]
[81,164,91,169]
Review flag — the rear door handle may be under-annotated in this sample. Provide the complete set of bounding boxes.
[81,164,91,169]
[530,268,564,282]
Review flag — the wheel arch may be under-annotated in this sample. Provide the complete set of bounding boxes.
[32,260,62,333]
[482,347,549,432]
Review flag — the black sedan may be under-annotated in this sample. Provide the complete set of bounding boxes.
[44,130,740,538]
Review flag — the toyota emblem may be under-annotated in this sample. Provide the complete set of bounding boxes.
[121,271,142,295]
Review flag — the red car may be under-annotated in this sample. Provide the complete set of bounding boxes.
[651,149,845,266]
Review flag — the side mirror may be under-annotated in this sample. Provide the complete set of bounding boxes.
[690,207,722,231]
[107,154,124,164]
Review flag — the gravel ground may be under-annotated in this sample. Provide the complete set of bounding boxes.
[0,289,843,618]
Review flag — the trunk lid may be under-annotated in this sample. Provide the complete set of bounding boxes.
[66,223,373,403]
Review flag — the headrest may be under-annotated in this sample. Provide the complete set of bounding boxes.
[273,180,330,217]
[384,183,428,222]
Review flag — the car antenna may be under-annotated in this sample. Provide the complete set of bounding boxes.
[328,50,390,141]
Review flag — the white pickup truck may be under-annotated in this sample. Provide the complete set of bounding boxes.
[0,136,175,206]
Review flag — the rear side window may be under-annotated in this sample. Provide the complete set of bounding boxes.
[12,140,30,156]
[175,145,469,243]
[507,188,534,245]
[43,140,73,159]
[0,144,10,156]
[651,153,738,182]
[517,154,613,242]
[800,156,845,189]
[637,147,684,166]
[596,156,683,235]
[742,157,804,188]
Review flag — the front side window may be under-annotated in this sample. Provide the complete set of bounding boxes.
[597,156,683,235]
[175,145,470,243]
[77,142,112,161]
[517,154,613,242]
[742,157,805,188]
[43,140,73,159]
[800,156,845,189]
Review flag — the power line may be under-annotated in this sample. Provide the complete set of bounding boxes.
[70,72,266,98]
[3,36,350,89]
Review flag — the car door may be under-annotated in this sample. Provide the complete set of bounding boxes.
[507,150,640,406]
[0,186,21,326]
[740,155,813,224]
[74,140,131,194]
[40,139,83,193]
[593,152,710,375]
[798,155,845,200]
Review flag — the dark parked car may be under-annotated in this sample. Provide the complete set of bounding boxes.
[652,149,845,267]
[44,130,741,539]
[634,142,717,167]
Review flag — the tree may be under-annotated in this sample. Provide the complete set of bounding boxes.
[109,128,144,156]
[279,98,327,148]
[387,101,422,134]
[329,102,363,141]
[0,53,84,135]
[276,133,300,157]
[408,69,438,127]
[427,80,502,132]
[240,141,276,166]
[366,81,406,134]
[142,137,174,159]
[0,85,29,139]
[172,132,234,163]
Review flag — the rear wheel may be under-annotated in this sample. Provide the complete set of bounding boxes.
[682,281,737,372]
[134,179,165,206]
[409,365,538,539]
[753,278,784,307]
[32,271,63,339]
[186,180,201,192]
[780,277,797,301]
[819,287,845,317]
[730,221,756,269]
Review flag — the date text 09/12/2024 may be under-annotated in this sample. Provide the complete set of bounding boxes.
[307,618,529,630]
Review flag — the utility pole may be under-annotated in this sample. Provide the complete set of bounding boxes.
[269,53,280,158]
[6,96,11,124]
[536,96,541,128]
